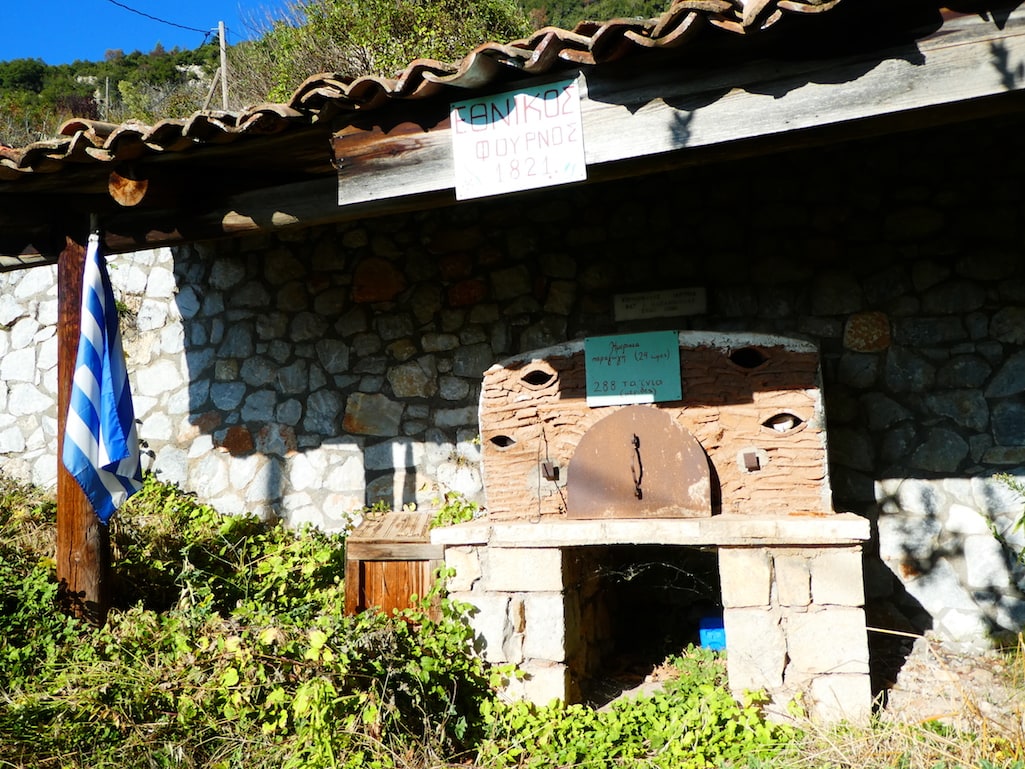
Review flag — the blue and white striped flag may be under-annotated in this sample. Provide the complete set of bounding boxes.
[62,233,142,524]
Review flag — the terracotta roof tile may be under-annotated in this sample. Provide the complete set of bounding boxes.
[0,0,845,184]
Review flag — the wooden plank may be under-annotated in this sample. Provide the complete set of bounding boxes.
[346,542,446,560]
[348,511,434,543]
[362,560,439,615]
[344,557,362,615]
[345,557,444,617]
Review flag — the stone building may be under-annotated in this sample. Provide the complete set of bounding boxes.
[2,0,1024,717]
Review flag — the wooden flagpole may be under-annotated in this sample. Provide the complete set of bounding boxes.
[56,231,111,625]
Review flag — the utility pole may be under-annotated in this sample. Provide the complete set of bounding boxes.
[218,21,229,110]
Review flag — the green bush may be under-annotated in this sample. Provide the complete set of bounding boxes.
[1,473,798,768]
[476,646,796,768]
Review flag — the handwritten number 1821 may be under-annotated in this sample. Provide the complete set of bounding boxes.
[496,156,550,183]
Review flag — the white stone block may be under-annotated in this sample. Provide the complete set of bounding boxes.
[13,266,55,299]
[510,661,569,706]
[325,456,365,492]
[11,318,39,349]
[31,453,57,489]
[0,425,25,453]
[964,534,1011,590]
[723,607,786,693]
[809,547,866,606]
[8,384,50,416]
[147,265,178,298]
[289,453,319,491]
[153,446,188,486]
[322,493,365,528]
[453,592,513,664]
[484,548,564,592]
[365,438,426,471]
[229,453,265,490]
[785,607,869,675]
[445,547,482,592]
[775,553,811,607]
[138,412,173,442]
[136,359,184,397]
[904,559,977,618]
[946,504,991,535]
[522,593,567,661]
[719,548,772,608]
[37,299,58,326]
[935,607,991,650]
[0,294,24,326]
[807,674,872,724]
[137,299,169,331]
[0,348,35,383]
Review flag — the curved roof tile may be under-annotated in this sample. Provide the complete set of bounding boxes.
[0,0,845,183]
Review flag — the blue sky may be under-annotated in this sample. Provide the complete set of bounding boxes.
[2,1,292,65]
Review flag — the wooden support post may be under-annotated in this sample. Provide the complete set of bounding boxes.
[56,235,110,625]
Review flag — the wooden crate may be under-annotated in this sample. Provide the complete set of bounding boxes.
[344,512,445,617]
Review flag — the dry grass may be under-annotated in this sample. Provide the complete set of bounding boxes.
[778,634,1025,769]
[0,474,56,561]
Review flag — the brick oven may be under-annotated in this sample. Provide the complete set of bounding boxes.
[431,331,871,722]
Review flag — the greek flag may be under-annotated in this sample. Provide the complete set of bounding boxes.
[62,233,142,524]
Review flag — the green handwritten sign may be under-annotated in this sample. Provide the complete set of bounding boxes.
[584,331,682,407]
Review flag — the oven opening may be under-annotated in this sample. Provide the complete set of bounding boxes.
[575,544,722,707]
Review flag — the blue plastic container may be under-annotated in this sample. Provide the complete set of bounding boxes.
[698,616,726,650]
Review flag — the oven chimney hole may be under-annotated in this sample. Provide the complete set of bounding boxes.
[728,347,768,369]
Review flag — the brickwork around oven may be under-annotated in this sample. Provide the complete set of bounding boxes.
[479,334,831,520]
[2,116,1024,651]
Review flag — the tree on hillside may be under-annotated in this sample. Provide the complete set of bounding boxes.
[0,44,221,146]
[227,0,531,106]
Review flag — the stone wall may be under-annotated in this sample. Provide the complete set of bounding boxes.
[2,114,1025,650]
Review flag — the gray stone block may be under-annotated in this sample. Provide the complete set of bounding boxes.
[719,548,772,608]
[809,547,865,607]
[785,607,869,675]
[522,593,567,661]
[775,553,811,607]
[484,548,564,593]
[723,607,786,692]
[808,674,873,724]
[445,547,482,592]
[452,592,513,664]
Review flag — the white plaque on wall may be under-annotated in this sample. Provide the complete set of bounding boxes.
[450,78,586,200]
[613,287,707,322]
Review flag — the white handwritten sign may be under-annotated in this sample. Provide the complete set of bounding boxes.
[614,287,707,321]
[584,331,682,407]
[450,78,586,200]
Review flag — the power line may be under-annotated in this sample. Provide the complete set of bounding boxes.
[102,0,211,35]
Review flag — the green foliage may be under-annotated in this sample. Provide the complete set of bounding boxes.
[1,473,799,768]
[476,646,796,768]
[0,44,218,146]
[520,0,669,30]
[430,490,479,528]
[228,0,532,103]
[993,473,1025,566]
[1,474,494,767]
